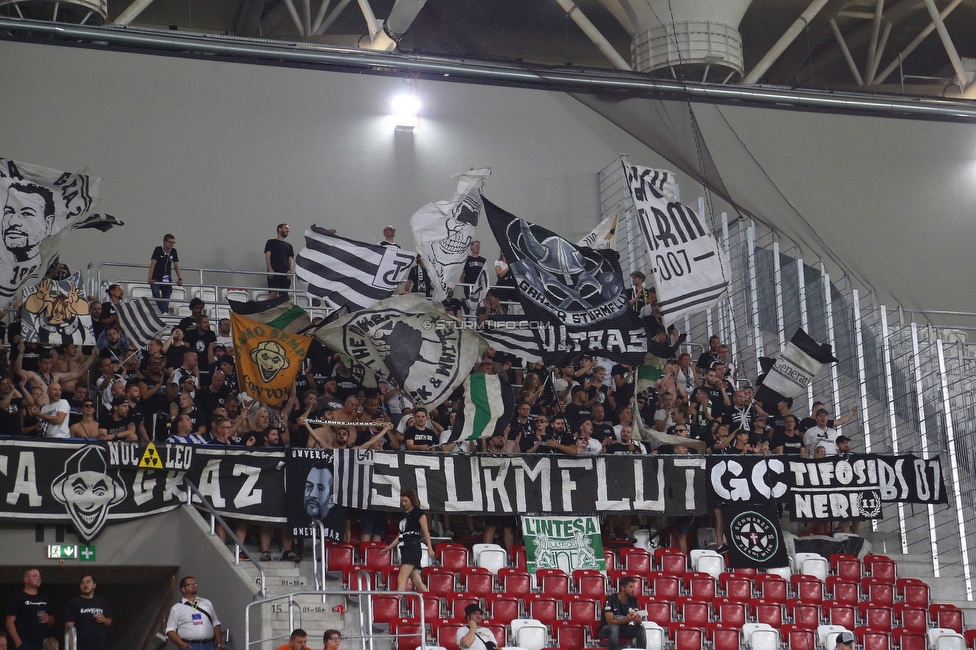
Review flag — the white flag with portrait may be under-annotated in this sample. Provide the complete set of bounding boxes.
[410,168,490,302]
[0,158,101,309]
[623,163,730,325]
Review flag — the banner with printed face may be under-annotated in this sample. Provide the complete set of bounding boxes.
[21,272,95,346]
[522,516,606,574]
[285,447,347,542]
[0,158,102,309]
[0,440,285,541]
[622,163,730,325]
[231,312,313,406]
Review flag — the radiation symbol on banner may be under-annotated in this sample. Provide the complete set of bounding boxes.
[139,443,164,469]
[730,511,779,563]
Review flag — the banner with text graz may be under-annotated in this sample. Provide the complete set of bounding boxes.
[522,516,606,575]
[0,439,286,541]
[285,447,347,542]
[363,452,709,515]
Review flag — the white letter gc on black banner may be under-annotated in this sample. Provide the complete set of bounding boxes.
[364,452,708,515]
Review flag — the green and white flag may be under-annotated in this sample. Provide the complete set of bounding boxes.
[522,516,606,574]
[447,372,515,442]
[228,295,311,334]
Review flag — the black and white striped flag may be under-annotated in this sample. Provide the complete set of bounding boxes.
[476,317,542,363]
[332,448,373,510]
[116,297,168,348]
[296,225,416,312]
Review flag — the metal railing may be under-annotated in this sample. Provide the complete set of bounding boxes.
[245,589,425,650]
[184,479,267,598]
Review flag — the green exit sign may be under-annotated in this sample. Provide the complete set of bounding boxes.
[47,544,78,559]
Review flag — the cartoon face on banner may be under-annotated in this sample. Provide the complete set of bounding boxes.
[0,158,101,309]
[506,218,627,324]
[21,272,95,346]
[51,446,127,541]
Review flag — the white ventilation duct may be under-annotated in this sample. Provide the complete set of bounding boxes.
[596,0,751,82]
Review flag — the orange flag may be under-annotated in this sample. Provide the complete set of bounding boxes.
[231,312,313,406]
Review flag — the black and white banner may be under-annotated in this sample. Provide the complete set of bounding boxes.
[296,225,416,312]
[622,164,730,324]
[21,272,96,346]
[485,198,646,366]
[761,329,837,400]
[333,448,374,510]
[363,452,708,515]
[116,297,169,348]
[477,316,544,363]
[0,440,285,541]
[285,448,346,542]
[722,501,789,569]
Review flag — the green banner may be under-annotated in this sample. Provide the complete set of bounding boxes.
[522,516,606,574]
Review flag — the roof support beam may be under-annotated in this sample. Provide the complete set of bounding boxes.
[741,0,832,84]
[830,18,864,85]
[113,0,156,25]
[865,21,891,84]
[311,0,331,34]
[314,0,352,35]
[874,0,963,85]
[922,0,967,86]
[554,0,632,71]
[283,0,306,36]
[865,0,884,79]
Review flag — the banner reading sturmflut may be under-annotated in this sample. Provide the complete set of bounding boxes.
[522,516,606,574]
[623,163,730,325]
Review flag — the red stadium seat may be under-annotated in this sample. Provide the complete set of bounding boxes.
[621,547,653,573]
[436,622,467,650]
[426,572,457,597]
[935,607,964,633]
[712,627,740,650]
[857,603,893,632]
[791,575,824,604]
[679,600,710,627]
[824,602,855,630]
[855,627,891,650]
[604,549,617,571]
[461,567,494,597]
[608,570,645,595]
[964,628,976,649]
[862,577,895,606]
[713,598,747,627]
[552,621,586,650]
[830,554,862,582]
[510,545,527,570]
[575,573,607,600]
[791,602,821,631]
[826,576,859,605]
[863,555,896,584]
[686,572,717,601]
[755,574,788,603]
[499,568,531,596]
[750,598,784,628]
[428,617,455,634]
[730,567,759,578]
[371,594,403,626]
[896,606,927,634]
[655,548,688,576]
[893,628,926,650]
[343,564,372,590]
[528,597,560,627]
[440,547,470,571]
[784,627,817,650]
[363,545,392,572]
[637,597,672,627]
[901,581,930,609]
[649,573,680,600]
[415,593,441,623]
[487,596,520,625]
[673,625,704,650]
[446,593,480,621]
[540,572,571,597]
[481,623,506,648]
[565,597,601,635]
[390,618,424,650]
[722,574,752,603]
[327,543,355,573]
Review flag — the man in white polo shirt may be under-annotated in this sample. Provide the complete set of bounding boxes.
[31,382,70,438]
[165,576,222,650]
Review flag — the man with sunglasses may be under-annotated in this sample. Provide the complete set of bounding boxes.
[165,577,222,650]
[68,399,99,439]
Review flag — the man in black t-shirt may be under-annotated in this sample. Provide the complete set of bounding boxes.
[564,387,592,433]
[590,404,615,445]
[404,408,437,451]
[461,241,486,295]
[598,577,645,650]
[147,233,182,314]
[195,370,230,425]
[265,223,294,297]
[406,258,434,298]
[6,567,54,650]
[606,424,646,455]
[0,376,28,435]
[772,414,804,456]
[65,574,112,650]
[98,399,137,441]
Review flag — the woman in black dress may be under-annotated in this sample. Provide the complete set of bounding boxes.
[381,488,435,592]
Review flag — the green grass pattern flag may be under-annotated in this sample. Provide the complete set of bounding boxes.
[522,516,606,574]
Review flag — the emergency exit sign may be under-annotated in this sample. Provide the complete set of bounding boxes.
[46,545,95,561]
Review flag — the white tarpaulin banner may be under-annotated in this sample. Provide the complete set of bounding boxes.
[623,163,730,324]
[410,168,490,302]
[576,213,618,250]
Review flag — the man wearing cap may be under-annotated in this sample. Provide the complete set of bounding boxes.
[456,604,496,650]
[265,223,294,298]
[98,398,137,441]
[378,225,400,248]
[835,630,855,649]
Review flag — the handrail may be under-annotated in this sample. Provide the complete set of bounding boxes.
[65,624,77,650]
[183,479,267,598]
[311,519,328,593]
[244,589,425,650]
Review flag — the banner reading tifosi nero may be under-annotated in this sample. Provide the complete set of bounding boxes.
[0,440,285,541]
[522,516,607,574]
[365,452,708,515]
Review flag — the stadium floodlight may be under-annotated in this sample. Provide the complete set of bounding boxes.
[392,94,420,130]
